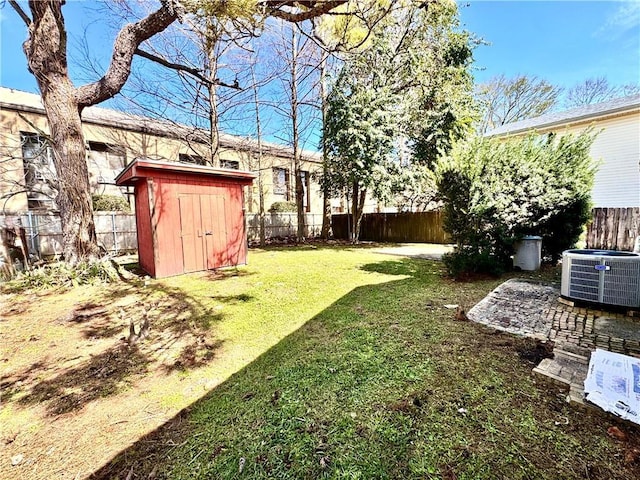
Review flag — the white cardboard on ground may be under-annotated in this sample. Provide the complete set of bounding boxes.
[584,348,640,425]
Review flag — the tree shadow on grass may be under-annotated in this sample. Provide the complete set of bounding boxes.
[87,258,504,479]
[0,273,230,417]
[11,345,149,416]
[360,258,444,279]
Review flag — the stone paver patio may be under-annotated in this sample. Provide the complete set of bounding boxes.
[468,279,640,411]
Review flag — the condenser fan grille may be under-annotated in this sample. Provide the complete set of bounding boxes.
[602,260,640,307]
[568,258,600,302]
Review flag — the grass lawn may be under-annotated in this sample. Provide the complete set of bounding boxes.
[2,245,639,479]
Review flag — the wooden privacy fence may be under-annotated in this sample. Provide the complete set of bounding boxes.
[586,207,639,251]
[332,211,449,244]
[242,213,324,241]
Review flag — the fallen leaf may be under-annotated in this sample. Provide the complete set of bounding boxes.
[607,426,628,442]
[624,448,640,465]
[554,416,569,426]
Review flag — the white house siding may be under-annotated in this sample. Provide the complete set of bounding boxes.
[551,113,640,208]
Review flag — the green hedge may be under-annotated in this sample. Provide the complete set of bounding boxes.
[92,194,131,212]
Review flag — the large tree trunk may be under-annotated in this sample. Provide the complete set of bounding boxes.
[205,24,220,166]
[19,0,177,263]
[319,50,332,240]
[350,181,367,244]
[24,1,99,262]
[250,61,266,247]
[321,191,332,240]
[44,83,100,262]
[290,28,306,242]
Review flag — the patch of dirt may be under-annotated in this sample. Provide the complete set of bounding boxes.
[0,281,226,480]
[517,338,555,365]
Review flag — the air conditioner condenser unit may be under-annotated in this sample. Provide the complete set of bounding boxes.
[561,249,640,309]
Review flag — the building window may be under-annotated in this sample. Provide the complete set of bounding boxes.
[301,170,311,212]
[220,159,240,170]
[272,167,290,199]
[21,132,56,210]
[179,153,207,165]
[87,141,126,186]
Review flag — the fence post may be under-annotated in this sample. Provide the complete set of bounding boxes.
[111,212,119,253]
[26,211,39,258]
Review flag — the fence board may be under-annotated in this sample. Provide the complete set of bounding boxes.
[245,213,323,241]
[332,212,449,244]
[586,208,639,251]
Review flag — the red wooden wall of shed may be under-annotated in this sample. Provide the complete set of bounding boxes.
[133,179,155,277]
[147,171,248,278]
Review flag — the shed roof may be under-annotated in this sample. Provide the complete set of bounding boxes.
[115,158,256,186]
[0,87,322,162]
[486,94,640,137]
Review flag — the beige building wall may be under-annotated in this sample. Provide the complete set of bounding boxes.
[0,88,325,215]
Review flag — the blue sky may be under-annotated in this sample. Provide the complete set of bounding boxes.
[460,0,640,88]
[1,1,638,122]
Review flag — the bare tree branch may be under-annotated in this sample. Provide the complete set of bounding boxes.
[134,48,242,89]
[8,0,31,26]
[75,1,179,108]
[262,1,347,22]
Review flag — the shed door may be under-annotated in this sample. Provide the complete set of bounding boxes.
[200,194,227,269]
[179,194,227,273]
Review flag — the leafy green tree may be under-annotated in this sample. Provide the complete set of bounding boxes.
[391,164,438,212]
[323,72,398,241]
[322,0,475,241]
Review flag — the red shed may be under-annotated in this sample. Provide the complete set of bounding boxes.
[115,158,255,278]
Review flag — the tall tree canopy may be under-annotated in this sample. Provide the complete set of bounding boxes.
[322,0,475,241]
[564,76,640,108]
[476,74,562,134]
[8,0,349,263]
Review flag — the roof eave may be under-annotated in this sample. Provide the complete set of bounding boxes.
[487,102,640,137]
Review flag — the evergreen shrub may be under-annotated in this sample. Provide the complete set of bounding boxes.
[437,132,596,277]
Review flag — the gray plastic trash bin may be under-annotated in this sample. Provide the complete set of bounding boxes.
[513,235,542,271]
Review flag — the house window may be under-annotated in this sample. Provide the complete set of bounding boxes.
[21,132,56,210]
[179,153,207,165]
[220,159,240,170]
[273,167,290,199]
[87,141,126,185]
